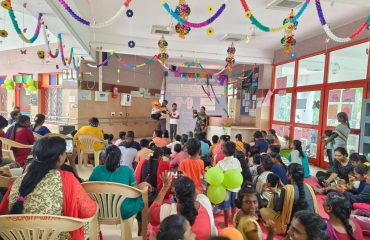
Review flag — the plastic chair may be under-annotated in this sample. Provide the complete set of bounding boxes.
[0,175,18,188]
[82,182,149,240]
[0,213,98,240]
[44,133,68,139]
[77,135,104,168]
[0,137,33,162]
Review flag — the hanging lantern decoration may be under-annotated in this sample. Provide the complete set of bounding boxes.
[225,43,236,72]
[157,35,169,64]
[281,9,297,55]
[37,50,45,59]
[175,0,191,39]
[0,29,8,38]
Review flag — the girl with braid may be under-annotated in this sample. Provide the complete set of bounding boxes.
[260,163,318,235]
[324,192,364,240]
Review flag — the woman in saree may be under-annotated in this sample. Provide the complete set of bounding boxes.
[0,137,97,240]
[193,106,208,138]
[260,163,318,235]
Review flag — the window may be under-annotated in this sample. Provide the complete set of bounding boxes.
[294,127,319,158]
[275,62,295,88]
[326,88,363,129]
[297,54,325,86]
[295,91,321,125]
[273,92,292,122]
[328,42,369,83]
[44,88,63,122]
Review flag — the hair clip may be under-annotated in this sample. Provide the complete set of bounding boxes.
[16,196,25,203]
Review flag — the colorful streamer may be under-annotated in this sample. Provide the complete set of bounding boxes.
[315,0,370,43]
[161,0,228,28]
[2,0,43,43]
[42,24,60,58]
[58,0,132,28]
[240,0,310,32]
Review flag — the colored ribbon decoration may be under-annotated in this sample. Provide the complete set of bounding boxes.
[315,0,370,43]
[3,0,43,43]
[240,0,310,32]
[161,0,228,28]
[58,0,132,28]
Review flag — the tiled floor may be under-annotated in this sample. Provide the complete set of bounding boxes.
[78,163,326,239]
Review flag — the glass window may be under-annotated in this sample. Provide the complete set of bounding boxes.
[327,88,363,129]
[275,62,295,89]
[271,124,290,138]
[295,91,321,125]
[273,92,292,122]
[44,88,63,122]
[328,42,369,83]
[294,127,318,158]
[297,54,325,86]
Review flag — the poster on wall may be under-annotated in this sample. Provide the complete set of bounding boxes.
[342,89,356,102]
[79,90,92,101]
[165,73,227,135]
[328,104,338,119]
[240,67,259,116]
[342,104,353,118]
[328,90,341,102]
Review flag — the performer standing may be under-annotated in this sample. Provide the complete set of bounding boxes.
[169,103,180,141]
[193,106,208,138]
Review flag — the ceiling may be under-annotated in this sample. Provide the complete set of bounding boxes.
[1,0,369,68]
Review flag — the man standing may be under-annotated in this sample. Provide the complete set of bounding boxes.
[157,100,168,131]
[169,103,180,141]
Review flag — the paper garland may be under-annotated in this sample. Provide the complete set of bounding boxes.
[58,0,132,28]
[315,0,370,43]
[240,0,310,32]
[1,0,43,43]
[161,0,228,28]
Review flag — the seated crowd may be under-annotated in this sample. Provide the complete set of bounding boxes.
[0,113,369,240]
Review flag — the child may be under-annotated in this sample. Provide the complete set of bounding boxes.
[250,153,261,178]
[254,154,273,194]
[263,173,281,209]
[235,134,245,153]
[253,131,268,153]
[178,138,205,192]
[169,103,180,141]
[270,153,290,185]
[321,130,334,168]
[216,141,243,227]
[350,153,370,168]
[114,131,126,146]
[234,183,275,240]
[288,140,310,178]
[209,135,219,157]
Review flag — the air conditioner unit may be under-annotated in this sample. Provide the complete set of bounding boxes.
[266,0,304,10]
[151,25,174,36]
[220,34,246,42]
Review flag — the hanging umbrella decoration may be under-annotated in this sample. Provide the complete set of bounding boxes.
[281,9,297,58]
[157,35,169,64]
[175,0,191,39]
[226,43,236,71]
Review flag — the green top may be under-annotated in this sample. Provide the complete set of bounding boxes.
[89,165,144,219]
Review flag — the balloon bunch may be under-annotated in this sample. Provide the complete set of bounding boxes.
[281,9,297,56]
[175,0,191,39]
[205,167,243,204]
[226,43,236,72]
[1,78,15,91]
[157,35,169,64]
[24,79,37,92]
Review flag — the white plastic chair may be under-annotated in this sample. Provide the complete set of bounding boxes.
[0,213,98,240]
[0,137,33,162]
[82,182,149,240]
[77,135,105,167]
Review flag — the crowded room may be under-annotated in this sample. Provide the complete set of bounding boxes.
[0,0,369,239]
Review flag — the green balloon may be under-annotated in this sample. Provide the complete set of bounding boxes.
[28,86,37,92]
[4,78,12,85]
[223,170,243,189]
[26,79,34,86]
[205,167,224,186]
[6,85,14,91]
[207,185,227,204]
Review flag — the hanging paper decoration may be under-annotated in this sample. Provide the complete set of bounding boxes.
[175,0,191,39]
[1,0,43,43]
[240,0,310,33]
[315,0,370,43]
[126,9,134,18]
[207,27,214,36]
[226,43,236,71]
[58,0,132,28]
[162,0,228,28]
[157,36,169,64]
[0,30,8,38]
[281,9,297,55]
[208,6,214,13]
[128,40,135,48]
[37,50,45,59]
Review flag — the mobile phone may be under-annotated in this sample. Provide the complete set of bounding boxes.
[65,138,74,153]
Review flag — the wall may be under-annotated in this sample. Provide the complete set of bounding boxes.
[274,18,369,64]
